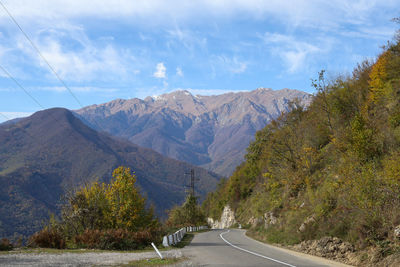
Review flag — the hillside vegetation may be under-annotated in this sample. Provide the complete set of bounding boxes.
[203,30,400,253]
[28,166,159,250]
[0,108,220,240]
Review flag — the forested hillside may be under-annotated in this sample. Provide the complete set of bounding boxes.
[0,108,220,240]
[203,29,400,253]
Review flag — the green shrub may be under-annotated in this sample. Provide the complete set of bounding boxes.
[167,195,206,227]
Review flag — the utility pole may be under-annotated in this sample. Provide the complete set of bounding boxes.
[189,169,195,196]
[185,168,198,224]
[185,169,196,197]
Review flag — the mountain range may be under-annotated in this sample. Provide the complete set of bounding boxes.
[76,88,312,176]
[0,108,220,239]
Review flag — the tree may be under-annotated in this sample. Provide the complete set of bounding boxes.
[167,194,206,227]
[61,166,156,236]
[105,166,156,231]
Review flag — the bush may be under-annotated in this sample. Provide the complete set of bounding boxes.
[28,226,65,249]
[28,166,161,250]
[0,238,13,251]
[61,166,157,236]
[74,229,158,250]
[167,195,206,227]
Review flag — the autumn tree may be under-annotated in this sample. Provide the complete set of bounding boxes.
[105,166,156,231]
[61,166,157,236]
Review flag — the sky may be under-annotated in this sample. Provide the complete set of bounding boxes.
[0,0,399,122]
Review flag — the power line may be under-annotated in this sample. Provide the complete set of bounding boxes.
[0,111,11,121]
[0,65,45,109]
[0,65,86,145]
[0,1,106,133]
[0,0,84,108]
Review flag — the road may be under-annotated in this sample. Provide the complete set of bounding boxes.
[183,229,350,267]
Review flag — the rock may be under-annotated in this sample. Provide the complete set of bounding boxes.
[264,212,277,228]
[298,215,316,233]
[394,225,400,238]
[247,216,263,227]
[207,217,219,229]
[207,205,236,229]
[247,216,256,226]
[291,236,355,263]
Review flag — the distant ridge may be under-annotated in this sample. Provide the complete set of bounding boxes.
[0,108,220,239]
[76,88,312,176]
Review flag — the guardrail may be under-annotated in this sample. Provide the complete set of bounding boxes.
[162,225,208,247]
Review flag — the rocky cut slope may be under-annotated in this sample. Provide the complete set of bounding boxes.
[0,108,220,239]
[76,88,312,176]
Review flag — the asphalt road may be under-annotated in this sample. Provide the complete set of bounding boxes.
[183,229,349,267]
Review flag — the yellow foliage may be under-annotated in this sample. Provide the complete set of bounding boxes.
[64,166,155,233]
[382,152,400,187]
[368,51,391,104]
[105,166,149,231]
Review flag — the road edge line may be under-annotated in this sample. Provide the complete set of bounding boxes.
[219,230,296,267]
[240,230,353,267]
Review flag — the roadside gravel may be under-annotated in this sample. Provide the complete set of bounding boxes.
[0,249,185,266]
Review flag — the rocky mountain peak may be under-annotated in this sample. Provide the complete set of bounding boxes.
[76,88,312,176]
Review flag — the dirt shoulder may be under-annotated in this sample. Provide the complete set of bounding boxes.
[245,230,400,267]
[244,230,353,267]
[0,249,184,266]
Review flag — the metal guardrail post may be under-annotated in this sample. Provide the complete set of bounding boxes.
[162,225,208,247]
[162,236,168,247]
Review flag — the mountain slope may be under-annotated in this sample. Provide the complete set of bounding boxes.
[202,36,400,265]
[76,88,312,176]
[0,108,220,239]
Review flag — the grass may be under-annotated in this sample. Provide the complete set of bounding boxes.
[246,227,300,246]
[120,257,187,266]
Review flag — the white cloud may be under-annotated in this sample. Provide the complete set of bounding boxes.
[340,26,396,40]
[1,0,397,29]
[213,55,248,74]
[166,27,208,52]
[31,86,118,93]
[0,111,33,122]
[1,24,139,82]
[153,62,166,78]
[262,33,322,73]
[38,37,132,81]
[185,88,248,96]
[176,67,183,77]
[231,61,247,74]
[0,87,14,92]
[0,0,395,82]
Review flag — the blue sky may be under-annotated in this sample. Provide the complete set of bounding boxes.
[0,0,399,122]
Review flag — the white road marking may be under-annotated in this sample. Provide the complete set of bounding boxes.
[220,230,297,267]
